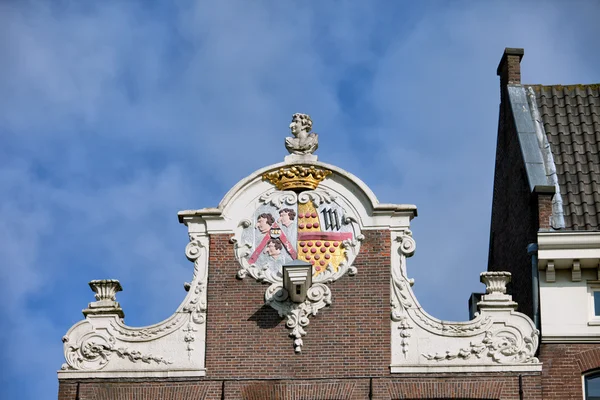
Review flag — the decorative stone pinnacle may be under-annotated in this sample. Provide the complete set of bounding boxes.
[285,113,318,156]
[480,271,511,295]
[478,271,516,309]
[83,279,125,318]
[89,279,123,301]
[262,165,332,191]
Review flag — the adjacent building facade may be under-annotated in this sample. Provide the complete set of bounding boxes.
[57,48,599,399]
[489,48,600,399]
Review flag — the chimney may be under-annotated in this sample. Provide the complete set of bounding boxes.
[497,47,524,85]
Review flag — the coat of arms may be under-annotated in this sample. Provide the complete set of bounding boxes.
[233,186,363,352]
[236,189,361,284]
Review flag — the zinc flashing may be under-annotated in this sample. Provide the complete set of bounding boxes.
[507,85,554,194]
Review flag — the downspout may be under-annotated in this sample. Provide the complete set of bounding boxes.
[526,87,565,229]
[519,374,524,400]
[527,243,540,334]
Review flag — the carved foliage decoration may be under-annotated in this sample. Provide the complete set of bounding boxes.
[63,329,172,371]
[265,283,332,353]
[421,329,539,364]
[234,188,362,352]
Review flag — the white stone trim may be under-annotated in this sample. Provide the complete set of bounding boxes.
[588,284,600,325]
[58,369,206,379]
[538,231,600,340]
[390,363,542,373]
[178,160,417,233]
[538,232,600,269]
[542,335,600,344]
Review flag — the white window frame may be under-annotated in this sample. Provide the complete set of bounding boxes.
[587,283,600,326]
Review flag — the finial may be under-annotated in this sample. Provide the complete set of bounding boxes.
[82,279,125,318]
[478,271,517,310]
[285,113,318,157]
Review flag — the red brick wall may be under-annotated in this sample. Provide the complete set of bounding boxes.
[59,380,222,400]
[499,53,522,85]
[496,48,523,106]
[497,49,523,89]
[58,382,78,400]
[205,230,391,378]
[59,374,543,400]
[373,374,541,399]
[537,194,553,230]
[228,379,370,400]
[539,343,600,399]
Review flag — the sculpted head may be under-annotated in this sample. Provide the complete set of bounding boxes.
[278,208,296,227]
[265,238,283,257]
[256,213,275,234]
[289,113,312,137]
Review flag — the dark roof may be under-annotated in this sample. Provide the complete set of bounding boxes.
[530,84,600,230]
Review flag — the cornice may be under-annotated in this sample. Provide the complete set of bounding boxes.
[542,335,600,344]
[177,160,417,225]
[537,232,600,272]
[538,231,600,251]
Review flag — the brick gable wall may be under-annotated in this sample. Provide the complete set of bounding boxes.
[204,230,391,378]
[58,228,542,399]
[488,88,538,319]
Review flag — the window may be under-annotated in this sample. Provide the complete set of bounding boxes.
[594,292,600,317]
[587,285,600,326]
[585,373,600,399]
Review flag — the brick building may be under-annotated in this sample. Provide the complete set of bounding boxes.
[488,48,600,399]
[57,48,598,399]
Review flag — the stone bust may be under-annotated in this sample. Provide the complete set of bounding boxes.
[285,113,318,155]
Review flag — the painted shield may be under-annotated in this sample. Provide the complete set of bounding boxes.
[242,192,354,279]
[296,199,352,277]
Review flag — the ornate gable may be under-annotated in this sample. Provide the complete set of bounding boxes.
[59,114,540,380]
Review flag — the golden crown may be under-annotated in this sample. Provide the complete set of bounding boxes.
[263,165,332,190]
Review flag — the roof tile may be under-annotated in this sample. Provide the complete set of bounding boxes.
[530,84,600,230]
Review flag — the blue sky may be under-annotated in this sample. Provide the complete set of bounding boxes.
[1,1,599,398]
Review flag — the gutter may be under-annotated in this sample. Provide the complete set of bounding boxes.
[527,243,541,333]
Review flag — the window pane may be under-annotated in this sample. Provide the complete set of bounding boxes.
[586,374,600,399]
[594,292,600,316]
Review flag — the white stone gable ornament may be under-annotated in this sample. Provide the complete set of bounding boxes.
[59,235,209,378]
[233,116,362,352]
[389,230,541,372]
[233,189,362,352]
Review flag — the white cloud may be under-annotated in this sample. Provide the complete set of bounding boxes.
[1,1,598,397]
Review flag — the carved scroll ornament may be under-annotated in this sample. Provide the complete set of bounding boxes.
[60,235,209,377]
[390,230,540,371]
